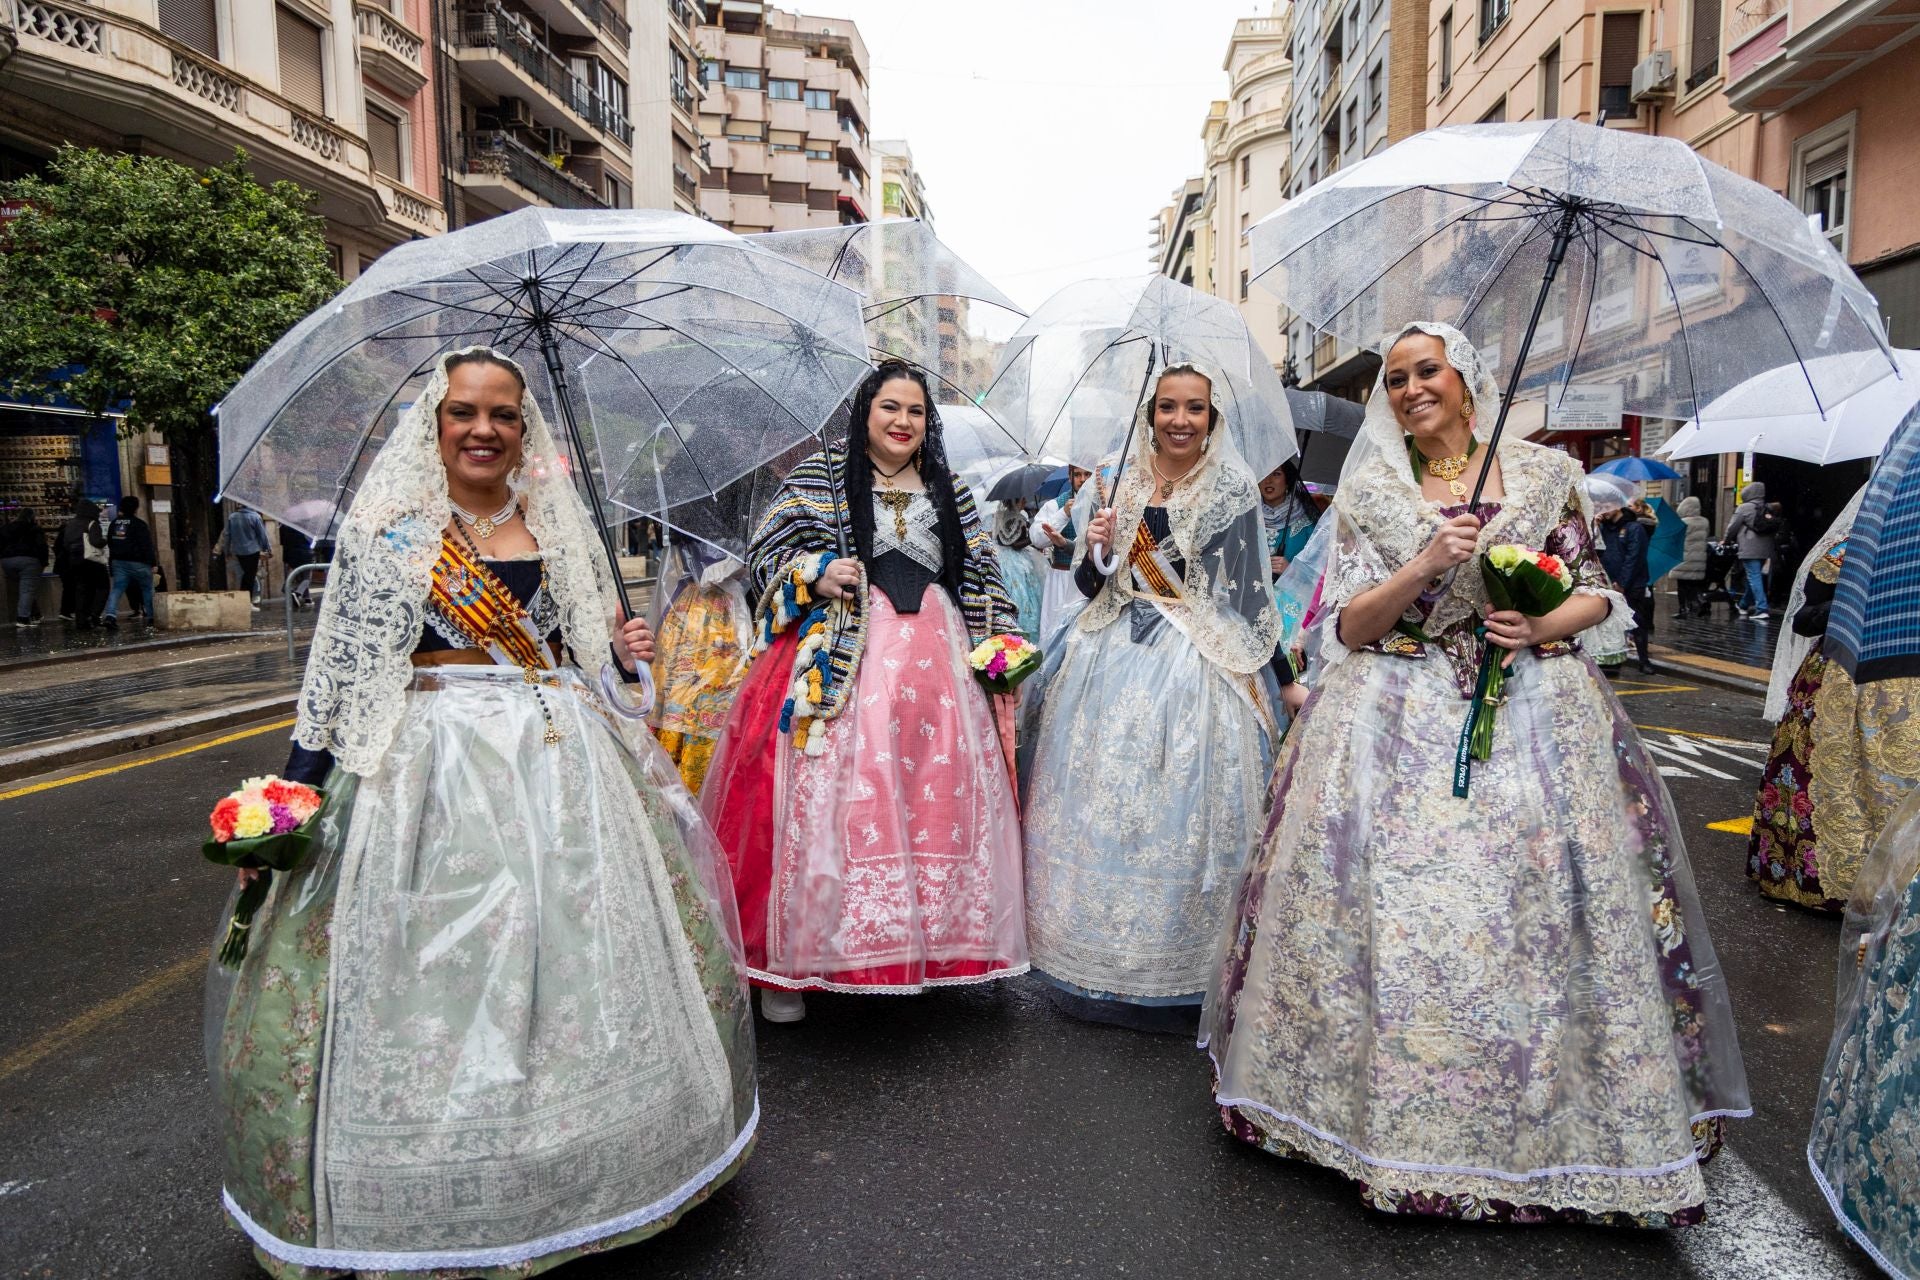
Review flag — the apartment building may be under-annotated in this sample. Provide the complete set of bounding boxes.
[876,138,930,226]
[2,0,446,273]
[694,1,873,232]
[1424,0,1920,527]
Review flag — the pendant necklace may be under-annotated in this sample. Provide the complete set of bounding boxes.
[870,453,916,491]
[451,494,518,539]
[1150,460,1188,502]
[1417,439,1478,500]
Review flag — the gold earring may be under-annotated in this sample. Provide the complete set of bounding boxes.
[1461,389,1476,421]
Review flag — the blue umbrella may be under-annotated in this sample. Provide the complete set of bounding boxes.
[1829,401,1920,683]
[1596,456,1684,483]
[1646,496,1687,583]
[1034,466,1073,504]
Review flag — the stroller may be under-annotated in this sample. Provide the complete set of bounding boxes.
[1693,541,1742,617]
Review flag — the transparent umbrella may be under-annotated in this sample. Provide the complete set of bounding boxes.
[1662,349,1920,466]
[216,208,872,617]
[1250,119,1897,508]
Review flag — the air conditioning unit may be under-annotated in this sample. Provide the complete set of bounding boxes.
[1630,50,1675,102]
[500,96,535,128]
[546,130,572,156]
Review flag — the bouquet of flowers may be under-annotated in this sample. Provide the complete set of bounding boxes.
[202,776,325,966]
[967,633,1043,695]
[1455,544,1576,794]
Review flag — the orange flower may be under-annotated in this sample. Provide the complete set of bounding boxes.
[211,795,241,842]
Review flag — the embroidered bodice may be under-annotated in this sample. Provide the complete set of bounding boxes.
[869,490,945,614]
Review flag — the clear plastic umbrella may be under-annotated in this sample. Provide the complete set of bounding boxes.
[1662,349,1920,466]
[216,208,872,614]
[1250,119,1896,508]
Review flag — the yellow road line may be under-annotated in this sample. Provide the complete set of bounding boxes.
[1709,816,1756,835]
[0,718,295,803]
[1613,685,1700,696]
[0,952,202,1085]
[1631,723,1765,746]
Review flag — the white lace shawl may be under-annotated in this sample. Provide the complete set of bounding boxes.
[293,348,620,776]
[1765,484,1867,722]
[1071,362,1285,676]
[1318,321,1630,669]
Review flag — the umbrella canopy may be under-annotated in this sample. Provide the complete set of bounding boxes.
[1582,472,1641,514]
[1596,455,1684,483]
[218,208,871,545]
[1662,349,1920,466]
[1646,495,1687,582]
[1828,401,1920,683]
[987,463,1056,503]
[1250,119,1895,508]
[1284,388,1365,438]
[982,274,1297,481]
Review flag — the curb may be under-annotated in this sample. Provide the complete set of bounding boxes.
[0,629,268,674]
[0,695,297,785]
[1649,652,1769,699]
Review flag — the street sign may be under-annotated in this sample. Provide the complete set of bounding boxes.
[1547,383,1624,431]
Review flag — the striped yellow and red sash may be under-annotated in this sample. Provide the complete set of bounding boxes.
[1128,520,1184,603]
[428,535,552,670]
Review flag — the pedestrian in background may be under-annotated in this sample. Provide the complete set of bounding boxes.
[278,519,314,609]
[1724,481,1779,620]
[1672,495,1710,617]
[1600,501,1655,674]
[55,497,108,627]
[1,506,48,628]
[104,495,157,629]
[221,504,271,609]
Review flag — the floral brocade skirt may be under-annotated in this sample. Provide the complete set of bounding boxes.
[703,586,1027,992]
[651,583,751,795]
[1748,641,1843,911]
[1807,666,1920,914]
[1204,647,1749,1226]
[210,667,756,1278]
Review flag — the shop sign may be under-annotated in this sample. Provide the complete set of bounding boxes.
[1546,383,1625,432]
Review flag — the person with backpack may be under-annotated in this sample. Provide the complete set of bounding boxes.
[55,496,109,627]
[104,495,158,629]
[1723,481,1780,620]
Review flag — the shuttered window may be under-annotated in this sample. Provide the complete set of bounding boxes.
[277,6,326,115]
[1598,12,1641,118]
[158,0,219,57]
[1688,0,1722,90]
[1800,138,1850,252]
[367,104,402,179]
[806,188,837,211]
[1540,43,1560,117]
[727,170,767,195]
[770,180,805,203]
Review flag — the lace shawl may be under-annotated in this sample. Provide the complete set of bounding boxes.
[1070,362,1285,676]
[293,348,619,776]
[1317,322,1630,670]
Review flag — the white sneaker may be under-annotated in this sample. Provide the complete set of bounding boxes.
[760,988,806,1023]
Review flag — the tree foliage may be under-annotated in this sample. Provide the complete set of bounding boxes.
[0,146,342,585]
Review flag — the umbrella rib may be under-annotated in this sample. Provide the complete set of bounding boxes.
[551,325,716,504]
[542,246,681,323]
[872,347,1026,454]
[1455,213,1554,332]
[1321,197,1512,336]
[1687,220,1830,420]
[383,288,527,321]
[1548,218,1606,410]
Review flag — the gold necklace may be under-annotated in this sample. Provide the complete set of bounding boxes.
[1422,446,1475,499]
[1150,459,1190,501]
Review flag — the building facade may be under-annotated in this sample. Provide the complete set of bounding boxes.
[693,1,872,232]
[875,137,929,226]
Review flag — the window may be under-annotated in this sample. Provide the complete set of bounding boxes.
[804,147,833,160]
[1240,211,1250,237]
[157,0,218,57]
[771,180,806,203]
[1795,116,1854,255]
[1479,96,1506,123]
[366,102,403,180]
[1239,269,1249,300]
[1478,0,1509,42]
[606,174,629,208]
[804,87,832,110]
[723,66,762,90]
[1240,154,1250,186]
[1687,0,1722,92]
[770,129,804,151]
[1346,99,1360,145]
[1367,63,1382,115]
[700,58,721,83]
[1539,43,1560,117]
[769,78,801,100]
[724,120,766,141]
[727,170,767,195]
[1598,12,1641,119]
[276,6,325,115]
[1439,9,1454,92]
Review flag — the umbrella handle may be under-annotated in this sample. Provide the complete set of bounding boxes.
[1091,543,1118,575]
[601,661,656,720]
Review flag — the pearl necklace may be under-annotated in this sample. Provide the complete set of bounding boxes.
[450,494,518,539]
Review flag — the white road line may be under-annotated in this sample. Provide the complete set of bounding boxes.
[1646,743,1741,780]
[0,1179,39,1198]
[1678,1147,1863,1279]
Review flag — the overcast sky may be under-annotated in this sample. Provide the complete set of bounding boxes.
[821,0,1278,313]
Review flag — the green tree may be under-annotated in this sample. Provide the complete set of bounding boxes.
[0,146,341,588]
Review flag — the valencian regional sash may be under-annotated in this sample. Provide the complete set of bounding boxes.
[429,535,553,670]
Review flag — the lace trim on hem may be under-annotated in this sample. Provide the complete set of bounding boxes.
[1214,1087,1746,1183]
[1807,1144,1906,1279]
[222,1097,759,1272]
[748,962,1029,994]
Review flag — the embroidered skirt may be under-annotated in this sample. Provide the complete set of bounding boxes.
[1748,639,1842,911]
[651,580,752,794]
[706,586,1027,993]
[210,667,756,1277]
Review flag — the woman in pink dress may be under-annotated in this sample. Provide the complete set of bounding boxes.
[702,361,1028,1022]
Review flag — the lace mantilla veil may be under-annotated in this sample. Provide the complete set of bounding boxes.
[294,347,620,775]
[1765,484,1867,721]
[1316,320,1623,669]
[1069,361,1285,675]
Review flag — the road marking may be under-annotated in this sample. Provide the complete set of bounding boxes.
[1614,685,1702,696]
[0,717,295,803]
[1634,723,1769,747]
[0,952,202,1085]
[1709,817,1756,835]
[0,1180,39,1198]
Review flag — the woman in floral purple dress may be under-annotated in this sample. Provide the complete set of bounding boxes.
[1203,323,1749,1227]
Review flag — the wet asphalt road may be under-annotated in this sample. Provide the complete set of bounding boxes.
[0,673,1878,1278]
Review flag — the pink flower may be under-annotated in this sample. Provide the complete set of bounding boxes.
[986,652,1009,676]
[269,803,297,835]
[1792,790,1812,821]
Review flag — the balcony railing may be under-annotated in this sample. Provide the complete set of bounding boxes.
[461,130,607,208]
[452,4,633,145]
[673,164,698,199]
[573,0,628,46]
[1319,74,1341,120]
[670,77,695,111]
[1727,0,1787,45]
[669,0,697,28]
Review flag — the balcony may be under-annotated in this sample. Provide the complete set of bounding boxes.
[672,163,698,201]
[451,4,634,146]
[669,0,697,28]
[1222,102,1292,155]
[457,130,607,210]
[670,78,695,112]
[1234,11,1294,46]
[354,0,427,96]
[1724,0,1920,111]
[2,0,443,238]
[572,0,629,46]
[1319,75,1342,121]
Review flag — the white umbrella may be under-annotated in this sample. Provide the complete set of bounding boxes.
[1661,349,1920,465]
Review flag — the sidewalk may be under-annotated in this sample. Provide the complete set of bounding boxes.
[1646,586,1776,695]
[0,598,309,671]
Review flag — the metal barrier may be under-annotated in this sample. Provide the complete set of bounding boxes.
[284,561,328,662]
